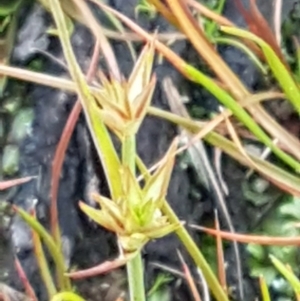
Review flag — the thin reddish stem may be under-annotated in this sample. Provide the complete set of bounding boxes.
[50,41,101,243]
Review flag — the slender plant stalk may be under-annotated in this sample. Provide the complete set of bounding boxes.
[126,253,146,301]
[32,229,57,298]
[161,202,229,301]
[122,135,136,174]
[15,207,71,291]
[136,155,228,301]
[122,134,146,301]
[49,0,123,202]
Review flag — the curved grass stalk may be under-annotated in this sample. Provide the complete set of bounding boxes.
[0,0,22,94]
[32,227,57,298]
[221,26,300,114]
[15,207,71,291]
[259,276,271,301]
[136,158,229,301]
[270,255,300,294]
[122,133,146,301]
[213,37,268,76]
[184,64,300,171]
[147,106,300,196]
[48,0,122,201]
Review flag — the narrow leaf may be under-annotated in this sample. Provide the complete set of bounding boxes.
[259,275,271,301]
[91,194,124,226]
[79,201,124,233]
[32,223,57,298]
[143,138,178,201]
[128,39,156,102]
[221,26,300,114]
[48,0,123,200]
[270,255,300,294]
[14,206,70,290]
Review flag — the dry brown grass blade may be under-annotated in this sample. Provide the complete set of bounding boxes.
[165,0,247,98]
[0,176,35,190]
[273,0,283,44]
[234,0,288,68]
[88,0,194,80]
[192,225,300,246]
[163,77,244,299]
[62,0,186,42]
[50,100,82,238]
[71,0,121,80]
[67,256,130,279]
[187,0,234,27]
[148,0,180,28]
[14,258,38,301]
[177,250,202,301]
[187,0,263,59]
[224,108,262,172]
[214,212,227,295]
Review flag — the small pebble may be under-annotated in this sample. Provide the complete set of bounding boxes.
[8,108,34,143]
[2,144,20,176]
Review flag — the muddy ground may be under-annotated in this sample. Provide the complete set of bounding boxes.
[0,1,299,301]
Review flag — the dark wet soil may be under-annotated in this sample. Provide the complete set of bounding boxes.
[0,1,298,301]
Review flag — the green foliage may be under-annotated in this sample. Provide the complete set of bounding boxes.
[247,195,300,297]
[135,0,157,19]
[147,273,173,298]
[0,0,23,94]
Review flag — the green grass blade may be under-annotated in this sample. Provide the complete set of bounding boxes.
[259,275,271,301]
[0,2,20,95]
[161,201,229,301]
[0,0,23,16]
[148,106,300,196]
[184,63,300,172]
[15,207,71,291]
[48,0,122,200]
[213,37,267,76]
[32,227,57,298]
[270,255,300,294]
[221,26,300,114]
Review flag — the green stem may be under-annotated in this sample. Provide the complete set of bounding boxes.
[126,253,146,301]
[205,0,226,38]
[122,134,146,301]
[162,202,229,301]
[122,134,136,173]
[16,207,71,291]
[32,229,57,298]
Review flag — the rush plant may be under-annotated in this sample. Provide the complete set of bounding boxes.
[3,0,300,301]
